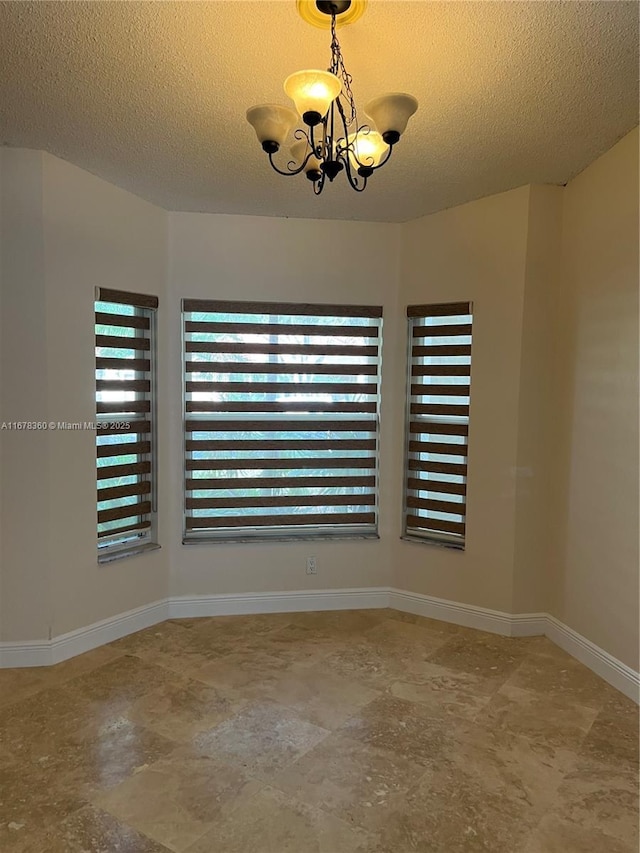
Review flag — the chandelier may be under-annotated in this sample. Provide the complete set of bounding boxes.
[246,0,418,194]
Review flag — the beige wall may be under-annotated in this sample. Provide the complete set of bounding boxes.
[167,212,402,597]
[512,185,564,614]
[0,151,170,641]
[395,186,530,613]
[551,128,639,669]
[0,150,53,642]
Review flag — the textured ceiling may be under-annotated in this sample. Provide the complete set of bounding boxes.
[0,1,638,222]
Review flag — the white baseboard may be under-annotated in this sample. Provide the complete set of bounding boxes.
[388,588,547,638]
[168,587,389,619]
[1,587,637,703]
[545,615,640,704]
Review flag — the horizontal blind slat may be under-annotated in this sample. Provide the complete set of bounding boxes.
[409,421,469,436]
[96,312,150,330]
[410,404,469,417]
[98,421,151,436]
[185,321,380,338]
[98,520,151,538]
[186,512,375,529]
[98,500,151,524]
[412,324,472,338]
[187,493,375,510]
[97,379,151,393]
[97,288,158,309]
[96,357,151,372]
[186,381,378,395]
[412,345,471,357]
[407,302,471,318]
[97,440,151,458]
[406,496,466,515]
[185,419,377,433]
[186,438,376,452]
[185,361,377,376]
[406,477,466,496]
[96,334,150,351]
[183,299,382,317]
[186,400,377,414]
[97,461,151,479]
[186,341,378,357]
[408,440,468,457]
[186,475,375,490]
[405,515,465,535]
[411,384,470,397]
[187,456,376,471]
[97,400,151,415]
[408,458,467,476]
[98,481,152,502]
[411,364,471,377]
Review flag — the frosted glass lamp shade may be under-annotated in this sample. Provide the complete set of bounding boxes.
[284,70,341,126]
[246,104,299,152]
[290,140,323,181]
[346,130,389,174]
[364,93,418,144]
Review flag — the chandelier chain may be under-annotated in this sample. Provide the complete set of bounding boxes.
[330,12,357,126]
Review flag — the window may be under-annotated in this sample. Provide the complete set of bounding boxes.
[402,301,473,548]
[182,299,382,542]
[95,287,158,560]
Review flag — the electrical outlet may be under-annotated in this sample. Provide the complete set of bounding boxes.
[306,555,317,575]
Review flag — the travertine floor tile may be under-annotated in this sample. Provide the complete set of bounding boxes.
[506,652,618,710]
[192,699,330,779]
[270,731,426,832]
[1,805,171,853]
[93,751,261,852]
[476,682,599,749]
[336,694,457,767]
[520,814,637,853]
[184,785,374,853]
[389,661,497,720]
[429,630,530,681]
[126,678,248,743]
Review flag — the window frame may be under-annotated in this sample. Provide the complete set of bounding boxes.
[95,287,159,563]
[181,299,383,544]
[401,301,473,550]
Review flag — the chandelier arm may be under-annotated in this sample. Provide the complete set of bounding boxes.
[267,149,314,177]
[313,169,327,195]
[368,143,394,171]
[341,150,367,192]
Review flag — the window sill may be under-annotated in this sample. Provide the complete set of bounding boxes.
[98,542,161,565]
[182,533,380,546]
[401,535,465,552]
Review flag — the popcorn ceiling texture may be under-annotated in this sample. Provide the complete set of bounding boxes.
[0,0,637,222]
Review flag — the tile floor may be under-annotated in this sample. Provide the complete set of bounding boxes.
[0,609,637,852]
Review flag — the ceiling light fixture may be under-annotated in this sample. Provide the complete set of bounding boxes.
[246,0,418,195]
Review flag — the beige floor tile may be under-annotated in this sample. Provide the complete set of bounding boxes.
[1,806,172,853]
[476,682,599,749]
[389,661,497,720]
[245,663,380,729]
[550,758,639,847]
[192,699,330,779]
[270,731,427,832]
[93,750,261,853]
[322,628,449,689]
[429,630,530,681]
[336,694,461,767]
[505,653,618,710]
[126,678,248,743]
[184,785,374,853]
[520,814,637,853]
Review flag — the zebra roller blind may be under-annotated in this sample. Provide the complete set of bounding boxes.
[95,287,158,557]
[182,299,383,541]
[403,301,473,548]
